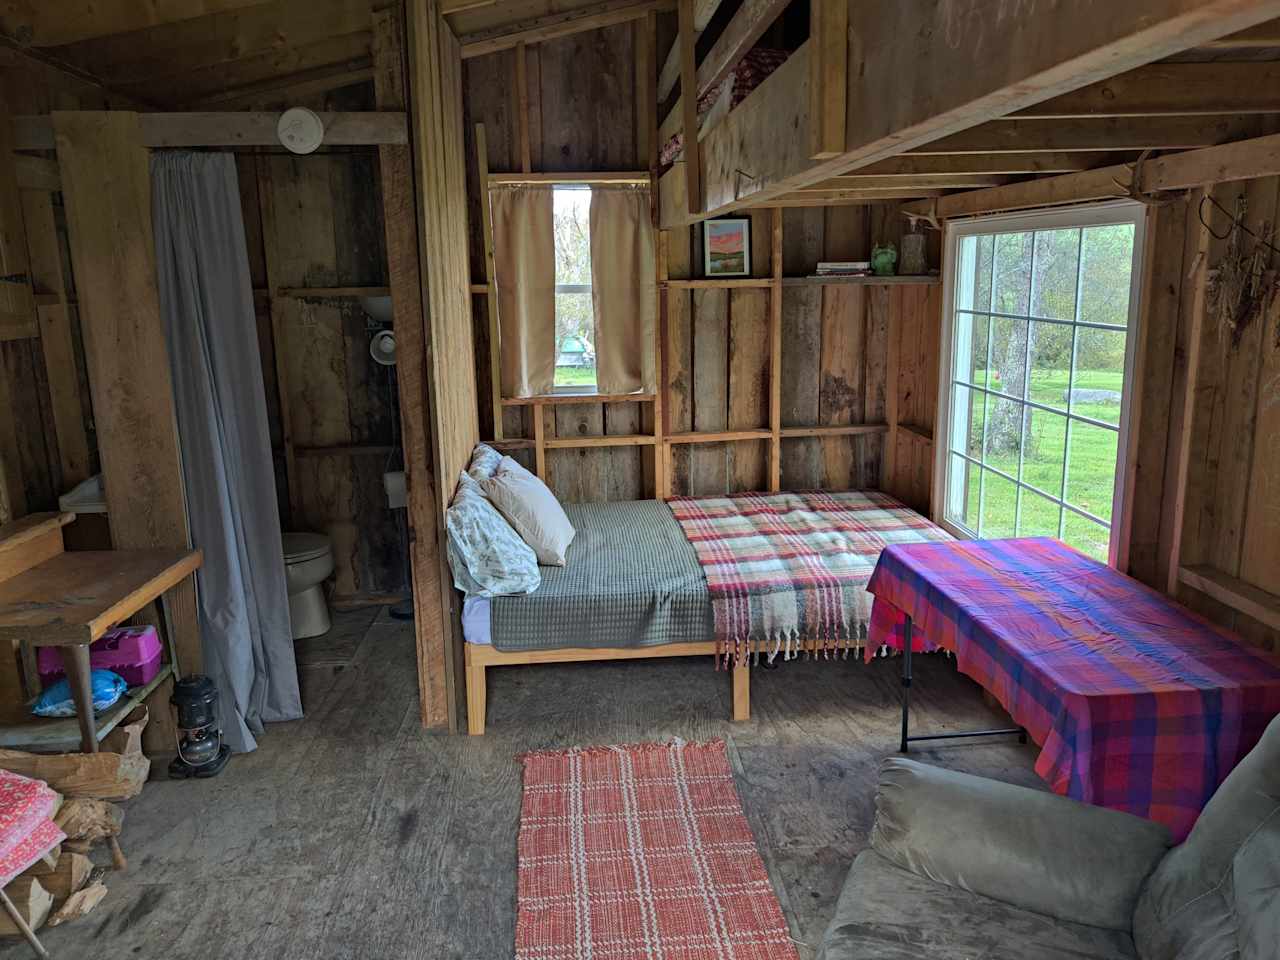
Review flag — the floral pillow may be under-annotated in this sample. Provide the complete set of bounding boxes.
[445,472,540,597]
[467,443,504,483]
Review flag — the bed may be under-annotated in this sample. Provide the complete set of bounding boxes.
[462,491,951,735]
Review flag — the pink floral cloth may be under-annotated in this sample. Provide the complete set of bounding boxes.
[0,770,65,887]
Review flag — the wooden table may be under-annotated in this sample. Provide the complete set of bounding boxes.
[0,512,202,755]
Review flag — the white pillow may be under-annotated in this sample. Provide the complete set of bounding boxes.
[467,443,504,482]
[445,472,540,597]
[480,457,576,566]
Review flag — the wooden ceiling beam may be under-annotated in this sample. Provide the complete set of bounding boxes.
[655,0,722,101]
[1014,61,1280,118]
[901,131,1280,221]
[191,58,374,110]
[801,174,1011,191]
[0,1,275,48]
[1202,19,1280,46]
[44,0,374,86]
[14,111,406,150]
[659,0,1280,228]
[120,30,373,108]
[908,116,1264,154]
[459,0,674,59]
[851,153,1121,176]
[657,0,788,145]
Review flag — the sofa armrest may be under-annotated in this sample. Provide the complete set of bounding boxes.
[870,758,1171,932]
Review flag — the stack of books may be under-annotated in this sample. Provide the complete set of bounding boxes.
[814,261,872,277]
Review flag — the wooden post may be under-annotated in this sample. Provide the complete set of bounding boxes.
[515,41,532,174]
[0,91,34,523]
[677,0,701,215]
[768,208,783,492]
[19,191,91,488]
[373,3,453,730]
[657,230,672,499]
[475,123,504,441]
[808,0,848,160]
[53,111,202,752]
[883,290,900,494]
[1162,188,1212,595]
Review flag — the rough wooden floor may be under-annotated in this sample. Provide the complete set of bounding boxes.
[6,608,1042,960]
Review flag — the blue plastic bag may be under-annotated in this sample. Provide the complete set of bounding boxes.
[33,669,128,718]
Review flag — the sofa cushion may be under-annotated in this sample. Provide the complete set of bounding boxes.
[816,850,1137,960]
[1133,715,1280,960]
[871,758,1170,932]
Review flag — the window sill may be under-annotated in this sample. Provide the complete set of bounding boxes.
[499,392,656,406]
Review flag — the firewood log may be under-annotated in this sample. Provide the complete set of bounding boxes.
[54,797,124,841]
[0,748,149,800]
[47,881,107,927]
[18,853,91,903]
[0,877,52,935]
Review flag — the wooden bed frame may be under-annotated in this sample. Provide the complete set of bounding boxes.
[464,641,749,735]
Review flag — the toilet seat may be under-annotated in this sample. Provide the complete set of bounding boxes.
[283,532,330,564]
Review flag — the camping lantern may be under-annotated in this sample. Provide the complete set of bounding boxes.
[168,674,231,779]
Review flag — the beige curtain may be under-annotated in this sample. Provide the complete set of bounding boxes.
[589,186,656,394]
[491,186,556,398]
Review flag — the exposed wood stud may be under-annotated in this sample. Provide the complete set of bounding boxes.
[768,208,782,492]
[474,123,504,441]
[808,0,848,160]
[677,0,701,215]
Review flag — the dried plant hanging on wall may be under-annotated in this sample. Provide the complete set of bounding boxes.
[1201,195,1280,347]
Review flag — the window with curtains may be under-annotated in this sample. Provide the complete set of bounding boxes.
[553,187,596,391]
[937,202,1145,564]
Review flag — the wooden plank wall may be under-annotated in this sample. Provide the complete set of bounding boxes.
[234,82,409,602]
[462,25,941,508]
[1125,177,1280,653]
[464,23,650,503]
[0,61,105,525]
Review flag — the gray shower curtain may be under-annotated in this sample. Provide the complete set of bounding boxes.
[152,152,302,753]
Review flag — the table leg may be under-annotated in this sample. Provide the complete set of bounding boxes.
[899,616,913,753]
[59,644,97,755]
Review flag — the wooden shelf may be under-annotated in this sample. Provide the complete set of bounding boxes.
[501,393,655,406]
[661,278,774,289]
[665,429,773,444]
[545,434,656,449]
[0,664,172,753]
[780,423,888,438]
[1177,565,1280,632]
[781,275,940,287]
[897,422,935,443]
[275,285,391,299]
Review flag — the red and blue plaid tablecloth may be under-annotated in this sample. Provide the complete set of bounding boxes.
[866,537,1280,840]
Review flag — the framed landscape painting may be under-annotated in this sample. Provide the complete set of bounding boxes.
[703,218,751,276]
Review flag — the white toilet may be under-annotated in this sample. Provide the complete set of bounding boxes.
[282,532,335,639]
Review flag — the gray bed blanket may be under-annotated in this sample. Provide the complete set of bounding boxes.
[490,500,714,652]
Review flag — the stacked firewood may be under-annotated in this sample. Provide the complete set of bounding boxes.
[0,708,150,936]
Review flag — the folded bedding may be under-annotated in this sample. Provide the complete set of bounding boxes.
[488,500,714,653]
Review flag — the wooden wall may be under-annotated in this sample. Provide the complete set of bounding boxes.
[461,23,941,509]
[1126,179,1280,653]
[0,59,108,525]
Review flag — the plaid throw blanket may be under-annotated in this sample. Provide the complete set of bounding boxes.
[668,490,951,665]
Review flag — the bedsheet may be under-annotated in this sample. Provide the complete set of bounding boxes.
[489,500,713,652]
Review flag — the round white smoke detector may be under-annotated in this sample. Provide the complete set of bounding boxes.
[370,329,397,366]
[277,107,324,155]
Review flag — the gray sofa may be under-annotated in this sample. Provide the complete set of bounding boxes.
[817,715,1280,960]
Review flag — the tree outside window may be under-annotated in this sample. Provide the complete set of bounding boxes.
[553,187,595,390]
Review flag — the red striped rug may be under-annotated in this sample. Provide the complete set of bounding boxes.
[515,739,799,960]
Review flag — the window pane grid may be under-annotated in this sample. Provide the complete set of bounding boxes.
[945,215,1137,561]
[955,309,1126,335]
[948,380,1123,434]
[947,450,1112,529]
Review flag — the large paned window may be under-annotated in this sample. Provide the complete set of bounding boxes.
[552,186,595,391]
[938,202,1146,563]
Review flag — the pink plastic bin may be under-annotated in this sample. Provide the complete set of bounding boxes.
[37,625,163,689]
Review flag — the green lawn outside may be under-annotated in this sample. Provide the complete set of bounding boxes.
[554,365,598,387]
[955,367,1123,561]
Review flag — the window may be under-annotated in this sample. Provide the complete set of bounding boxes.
[553,186,595,391]
[937,202,1145,564]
